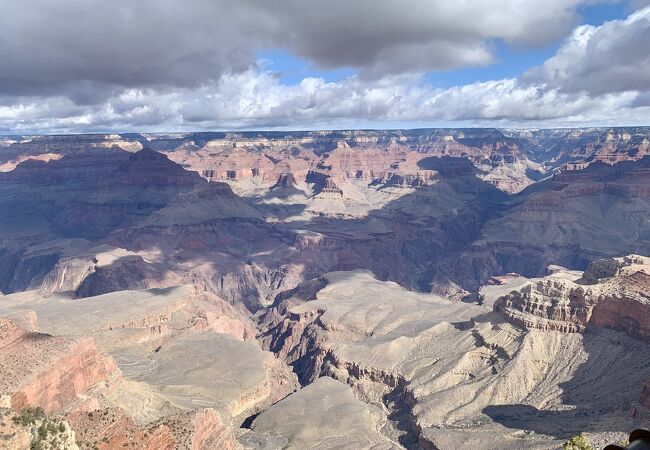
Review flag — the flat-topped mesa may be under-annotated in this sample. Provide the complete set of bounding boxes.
[320,177,344,196]
[380,170,438,188]
[271,172,298,189]
[112,148,203,188]
[494,255,650,338]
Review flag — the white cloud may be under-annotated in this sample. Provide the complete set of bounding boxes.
[0,0,613,99]
[2,4,650,132]
[2,69,648,134]
[524,7,650,95]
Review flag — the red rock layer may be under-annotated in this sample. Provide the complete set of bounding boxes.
[0,318,118,412]
[68,407,241,450]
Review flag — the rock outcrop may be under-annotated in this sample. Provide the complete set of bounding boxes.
[258,270,650,449]
[65,406,242,450]
[0,405,79,450]
[495,255,650,338]
[0,318,119,413]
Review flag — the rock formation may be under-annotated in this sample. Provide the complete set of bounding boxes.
[0,318,118,413]
[451,157,650,290]
[494,255,650,337]
[257,270,650,449]
[243,377,397,449]
[0,129,649,449]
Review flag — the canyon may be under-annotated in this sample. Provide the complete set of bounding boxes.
[0,128,649,449]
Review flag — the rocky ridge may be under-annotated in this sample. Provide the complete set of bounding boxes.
[495,254,650,337]
[1,130,650,449]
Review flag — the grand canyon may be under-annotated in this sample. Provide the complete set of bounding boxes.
[3,0,650,448]
[0,128,649,449]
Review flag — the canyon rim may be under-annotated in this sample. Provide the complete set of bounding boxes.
[2,1,650,449]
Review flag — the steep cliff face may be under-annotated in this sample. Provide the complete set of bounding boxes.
[494,255,650,339]
[160,129,542,194]
[493,255,650,422]
[453,157,650,290]
[257,270,650,449]
[588,268,650,339]
[0,318,119,413]
[495,277,591,333]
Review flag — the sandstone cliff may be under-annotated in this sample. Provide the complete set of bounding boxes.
[494,255,650,338]
[0,318,119,413]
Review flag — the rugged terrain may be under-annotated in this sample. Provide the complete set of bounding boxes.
[0,128,649,449]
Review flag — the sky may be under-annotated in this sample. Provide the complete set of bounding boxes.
[1,0,650,134]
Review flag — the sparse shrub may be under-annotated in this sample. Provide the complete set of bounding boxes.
[46,420,58,434]
[13,406,46,426]
[37,422,48,440]
[563,434,593,450]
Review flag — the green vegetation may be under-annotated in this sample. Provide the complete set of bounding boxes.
[37,422,48,440]
[563,434,593,450]
[10,407,73,450]
[12,406,45,426]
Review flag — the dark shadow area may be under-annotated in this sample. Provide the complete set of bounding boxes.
[2,147,649,311]
[384,383,420,448]
[240,412,260,429]
[483,328,650,439]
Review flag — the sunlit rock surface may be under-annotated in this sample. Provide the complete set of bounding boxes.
[1,129,649,449]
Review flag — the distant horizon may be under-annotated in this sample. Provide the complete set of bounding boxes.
[3,124,650,138]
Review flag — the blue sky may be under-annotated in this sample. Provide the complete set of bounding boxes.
[259,1,633,88]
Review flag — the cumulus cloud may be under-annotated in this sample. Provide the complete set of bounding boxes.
[256,0,595,77]
[1,2,649,132]
[1,69,646,134]
[0,0,608,99]
[0,0,269,97]
[524,7,650,95]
